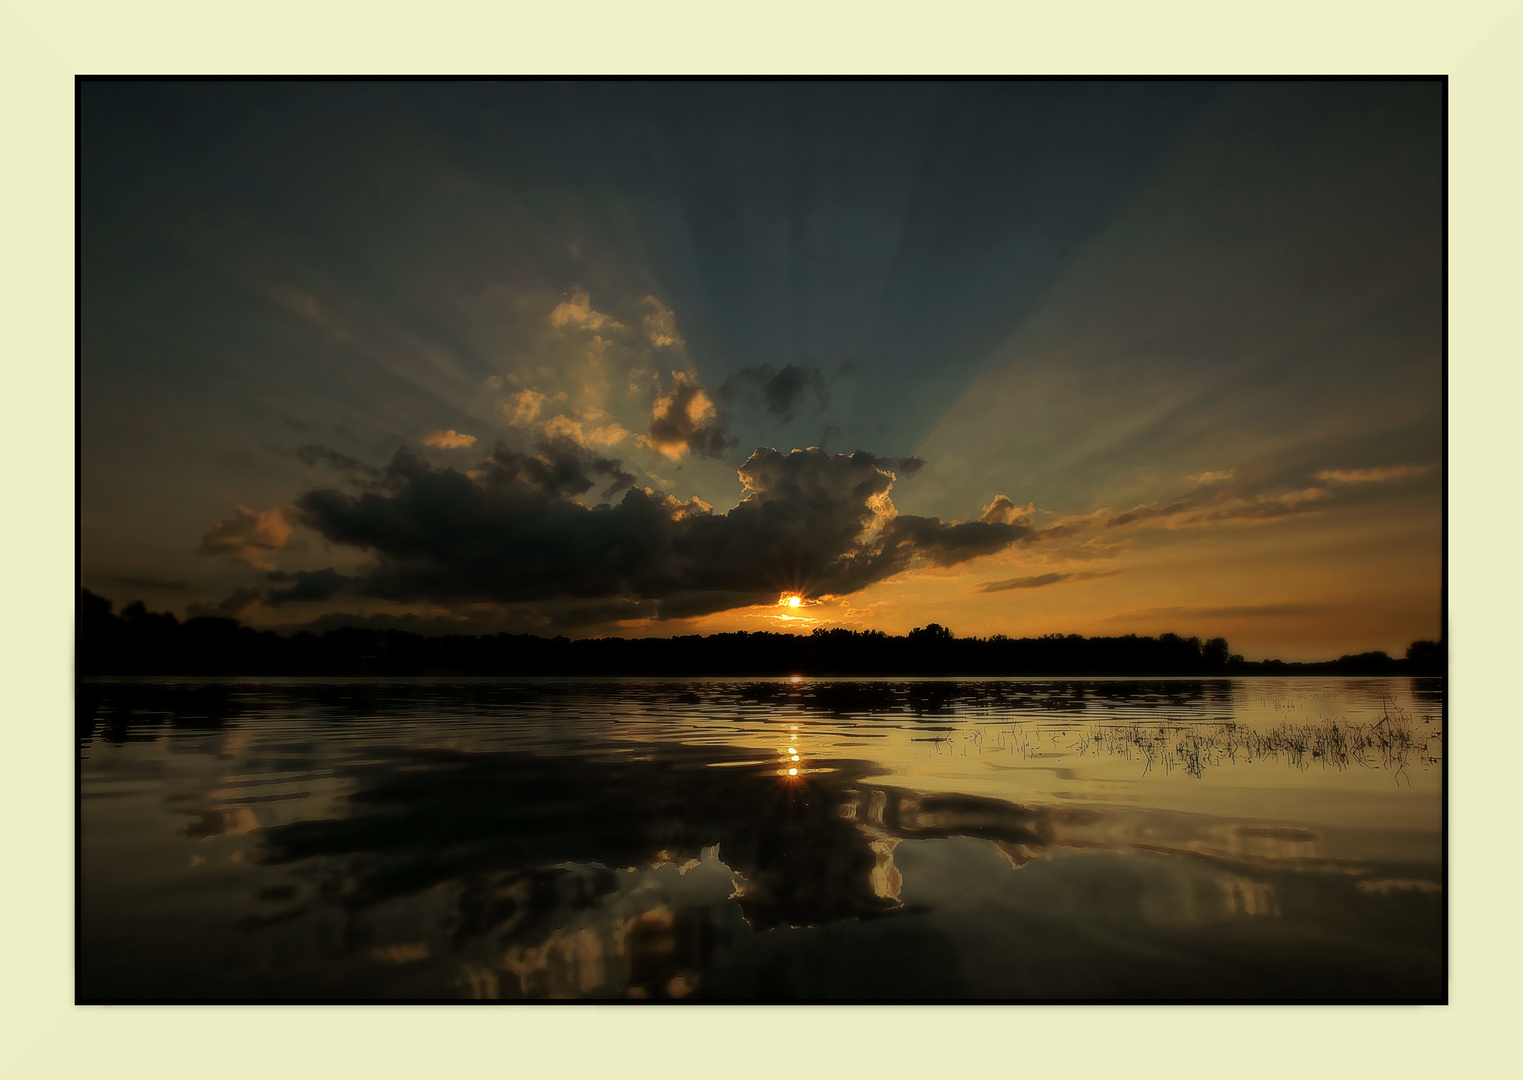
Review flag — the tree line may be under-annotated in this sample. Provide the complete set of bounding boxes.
[77,590,1443,678]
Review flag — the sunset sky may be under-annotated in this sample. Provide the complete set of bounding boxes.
[80,80,1442,659]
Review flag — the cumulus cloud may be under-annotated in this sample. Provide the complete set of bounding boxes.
[542,414,630,451]
[547,287,621,332]
[488,436,637,501]
[978,496,1033,526]
[422,429,478,450]
[977,569,1122,593]
[645,374,735,461]
[1314,463,1431,484]
[638,296,684,349]
[287,445,1031,613]
[199,506,295,570]
[507,388,548,427]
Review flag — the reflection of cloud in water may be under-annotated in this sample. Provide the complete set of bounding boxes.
[233,739,1106,997]
[180,805,260,838]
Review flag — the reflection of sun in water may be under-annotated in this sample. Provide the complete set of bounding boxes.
[778,723,806,781]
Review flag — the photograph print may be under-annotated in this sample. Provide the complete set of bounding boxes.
[78,78,1444,1002]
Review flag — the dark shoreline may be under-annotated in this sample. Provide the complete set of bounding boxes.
[79,590,1443,680]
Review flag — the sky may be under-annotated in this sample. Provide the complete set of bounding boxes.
[79,79,1443,660]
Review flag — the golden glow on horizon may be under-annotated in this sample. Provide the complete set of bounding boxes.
[668,499,1440,661]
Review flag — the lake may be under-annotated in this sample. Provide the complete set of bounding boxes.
[77,676,1444,1002]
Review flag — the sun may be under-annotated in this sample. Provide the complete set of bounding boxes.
[777,592,805,609]
[788,596,801,608]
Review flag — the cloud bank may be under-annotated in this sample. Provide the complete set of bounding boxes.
[267,443,1031,618]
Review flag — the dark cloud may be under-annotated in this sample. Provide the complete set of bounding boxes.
[645,375,736,460]
[879,516,1030,568]
[489,436,635,501]
[186,585,265,620]
[111,574,188,591]
[264,567,353,605]
[281,596,652,637]
[295,444,383,478]
[653,591,765,621]
[720,363,831,423]
[977,569,1122,593]
[287,445,1029,614]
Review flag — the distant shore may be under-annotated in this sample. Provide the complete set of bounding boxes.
[79,590,1443,679]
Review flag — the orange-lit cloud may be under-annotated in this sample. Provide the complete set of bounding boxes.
[422,429,478,449]
[542,414,631,451]
[978,496,1034,526]
[1185,469,1236,486]
[507,388,548,426]
[1314,463,1431,485]
[644,374,732,460]
[1108,486,1332,529]
[638,296,683,349]
[547,287,622,332]
[199,506,294,571]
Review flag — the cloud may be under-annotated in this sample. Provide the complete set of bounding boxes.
[488,436,637,501]
[111,575,188,592]
[542,414,630,451]
[1314,463,1431,484]
[1104,603,1332,622]
[187,585,266,620]
[1107,487,1331,529]
[1185,469,1236,486]
[295,444,382,478]
[263,567,353,605]
[644,374,735,461]
[720,363,831,423]
[422,429,478,450]
[978,496,1032,526]
[282,596,655,637]
[199,506,295,571]
[507,388,548,426]
[1191,487,1330,522]
[977,569,1122,593]
[288,445,1031,615]
[638,296,684,349]
[547,287,621,332]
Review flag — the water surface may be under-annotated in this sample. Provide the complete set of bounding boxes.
[78,676,1444,1001]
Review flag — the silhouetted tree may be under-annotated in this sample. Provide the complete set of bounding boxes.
[1405,639,1443,674]
[74,591,1448,679]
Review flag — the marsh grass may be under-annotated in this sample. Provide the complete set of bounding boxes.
[1071,697,1440,782]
